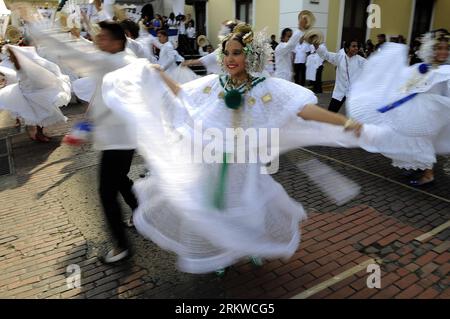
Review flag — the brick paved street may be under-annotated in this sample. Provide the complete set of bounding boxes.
[0,93,448,299]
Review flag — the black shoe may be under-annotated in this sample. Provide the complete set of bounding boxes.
[410,177,435,187]
[101,248,130,264]
[402,170,416,177]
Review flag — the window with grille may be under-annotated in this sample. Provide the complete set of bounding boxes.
[411,0,435,43]
[342,0,370,46]
[236,0,253,25]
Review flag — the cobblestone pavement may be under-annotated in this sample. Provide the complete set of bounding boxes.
[0,93,448,299]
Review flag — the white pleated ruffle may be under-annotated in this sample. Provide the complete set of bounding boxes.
[347,43,450,170]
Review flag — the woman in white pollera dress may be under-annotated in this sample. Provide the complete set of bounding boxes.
[101,22,412,276]
[347,30,450,186]
[0,45,71,142]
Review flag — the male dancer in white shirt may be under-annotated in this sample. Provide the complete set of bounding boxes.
[316,39,366,113]
[274,23,306,82]
[89,21,139,263]
[156,29,180,72]
[293,41,310,85]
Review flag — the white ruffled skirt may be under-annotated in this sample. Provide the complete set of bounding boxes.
[0,83,68,126]
[133,161,305,273]
[347,43,450,170]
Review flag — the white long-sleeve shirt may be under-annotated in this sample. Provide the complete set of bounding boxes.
[274,29,304,81]
[134,34,161,64]
[158,41,178,72]
[90,50,138,151]
[294,42,310,64]
[126,37,147,59]
[306,54,324,82]
[317,45,366,101]
[186,27,196,39]
[178,22,186,35]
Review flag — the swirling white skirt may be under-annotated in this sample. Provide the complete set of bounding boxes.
[133,161,305,274]
[347,43,450,170]
[0,83,67,126]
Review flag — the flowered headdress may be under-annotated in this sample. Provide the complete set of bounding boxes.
[418,29,449,65]
[218,23,273,75]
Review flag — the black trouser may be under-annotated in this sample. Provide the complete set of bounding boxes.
[294,63,306,86]
[99,150,138,250]
[328,97,346,113]
[178,34,189,55]
[188,38,196,54]
[312,65,324,94]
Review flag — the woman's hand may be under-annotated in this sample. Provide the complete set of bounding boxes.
[148,63,163,72]
[148,63,181,96]
[344,119,363,137]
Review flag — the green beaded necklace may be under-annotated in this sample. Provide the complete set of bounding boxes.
[219,75,266,109]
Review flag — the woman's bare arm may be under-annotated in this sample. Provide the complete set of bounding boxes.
[298,104,362,136]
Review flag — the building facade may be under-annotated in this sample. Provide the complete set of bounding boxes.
[4,0,449,80]
[203,0,450,81]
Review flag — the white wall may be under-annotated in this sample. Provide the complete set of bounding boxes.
[279,0,329,41]
[161,0,186,16]
[149,0,164,16]
[171,0,185,15]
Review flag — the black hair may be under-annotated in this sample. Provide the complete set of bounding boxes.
[120,19,139,39]
[344,39,361,49]
[169,12,175,19]
[98,21,127,50]
[221,30,246,52]
[434,29,449,43]
[157,29,168,37]
[281,28,293,40]
[224,20,238,33]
